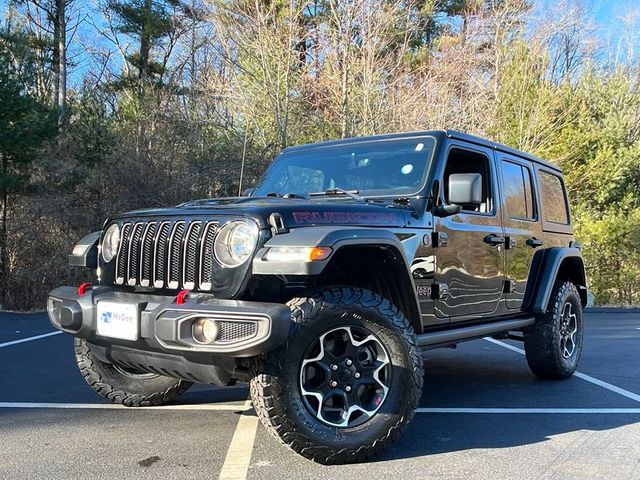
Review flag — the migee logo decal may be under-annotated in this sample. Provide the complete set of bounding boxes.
[101,311,133,324]
[292,211,400,225]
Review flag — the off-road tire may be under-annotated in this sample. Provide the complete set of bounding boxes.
[74,338,192,406]
[524,281,584,379]
[250,287,424,464]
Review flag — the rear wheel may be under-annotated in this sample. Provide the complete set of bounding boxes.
[74,338,192,406]
[524,281,584,379]
[250,287,423,464]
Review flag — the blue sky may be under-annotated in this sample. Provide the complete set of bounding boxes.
[535,0,639,32]
[589,0,637,22]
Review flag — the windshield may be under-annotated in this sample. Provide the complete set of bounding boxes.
[252,136,436,198]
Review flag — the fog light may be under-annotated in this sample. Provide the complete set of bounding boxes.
[47,298,63,326]
[192,318,219,344]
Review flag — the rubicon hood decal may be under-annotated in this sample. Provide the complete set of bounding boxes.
[292,211,401,225]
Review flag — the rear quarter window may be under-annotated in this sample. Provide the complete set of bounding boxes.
[501,160,535,220]
[539,170,569,224]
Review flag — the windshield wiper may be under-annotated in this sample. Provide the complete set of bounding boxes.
[309,188,365,202]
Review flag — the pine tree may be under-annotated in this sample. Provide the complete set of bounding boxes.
[0,39,56,306]
[108,0,188,100]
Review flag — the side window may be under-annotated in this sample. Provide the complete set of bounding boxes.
[444,148,493,213]
[539,170,569,224]
[501,160,535,220]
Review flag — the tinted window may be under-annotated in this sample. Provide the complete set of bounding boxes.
[539,170,569,224]
[502,160,535,219]
[253,137,436,197]
[444,148,493,213]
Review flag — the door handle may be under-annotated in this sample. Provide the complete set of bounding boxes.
[526,237,544,248]
[484,234,505,246]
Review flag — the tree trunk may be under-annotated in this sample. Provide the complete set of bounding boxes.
[56,0,67,128]
[0,155,7,307]
[139,0,153,102]
[340,44,349,139]
[51,0,67,128]
[135,0,153,158]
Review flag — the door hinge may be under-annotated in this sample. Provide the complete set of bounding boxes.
[432,283,449,300]
[503,279,516,294]
[432,232,448,248]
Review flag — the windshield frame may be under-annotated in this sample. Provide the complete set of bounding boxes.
[251,135,438,199]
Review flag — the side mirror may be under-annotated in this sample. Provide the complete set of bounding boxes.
[433,203,462,217]
[448,173,482,207]
[242,187,254,197]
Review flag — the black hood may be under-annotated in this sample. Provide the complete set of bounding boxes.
[112,196,409,229]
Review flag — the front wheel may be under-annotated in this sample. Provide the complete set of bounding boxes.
[250,288,423,464]
[524,281,584,379]
[74,339,192,406]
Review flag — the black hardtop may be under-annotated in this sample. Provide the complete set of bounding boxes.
[282,129,563,174]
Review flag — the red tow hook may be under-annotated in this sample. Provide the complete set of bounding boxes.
[175,289,190,305]
[78,282,92,296]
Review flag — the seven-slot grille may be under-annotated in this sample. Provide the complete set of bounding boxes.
[114,220,220,290]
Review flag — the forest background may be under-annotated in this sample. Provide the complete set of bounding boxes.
[1,0,639,310]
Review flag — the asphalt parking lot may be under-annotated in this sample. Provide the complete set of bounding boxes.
[1,310,639,480]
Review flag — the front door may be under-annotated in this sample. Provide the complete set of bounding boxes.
[433,144,506,320]
[499,157,544,310]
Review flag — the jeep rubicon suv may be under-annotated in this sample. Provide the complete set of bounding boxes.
[48,130,587,464]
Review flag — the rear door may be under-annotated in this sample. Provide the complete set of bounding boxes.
[499,156,544,310]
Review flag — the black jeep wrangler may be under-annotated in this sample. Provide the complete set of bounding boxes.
[48,130,587,464]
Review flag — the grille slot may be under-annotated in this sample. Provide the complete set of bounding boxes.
[217,321,258,343]
[167,222,186,289]
[153,222,171,288]
[199,222,218,291]
[115,223,132,285]
[139,223,156,286]
[127,223,144,286]
[113,219,219,291]
[183,222,202,289]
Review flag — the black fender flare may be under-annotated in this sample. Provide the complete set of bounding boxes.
[252,226,421,327]
[253,226,411,275]
[529,247,587,314]
[69,231,101,268]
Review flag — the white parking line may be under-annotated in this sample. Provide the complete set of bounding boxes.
[485,337,640,404]
[0,402,250,411]
[2,402,638,415]
[0,331,62,348]
[219,400,259,480]
[416,408,640,414]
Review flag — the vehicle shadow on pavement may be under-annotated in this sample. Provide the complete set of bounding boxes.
[371,346,640,462]
[177,384,250,405]
[376,412,639,461]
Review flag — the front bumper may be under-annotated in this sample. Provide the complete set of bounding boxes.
[48,286,291,366]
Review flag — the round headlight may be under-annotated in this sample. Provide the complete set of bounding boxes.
[101,224,120,263]
[214,221,259,267]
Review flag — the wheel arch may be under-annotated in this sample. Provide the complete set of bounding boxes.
[316,244,422,333]
[252,226,422,333]
[530,247,587,313]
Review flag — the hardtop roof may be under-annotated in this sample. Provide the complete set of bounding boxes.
[282,129,563,173]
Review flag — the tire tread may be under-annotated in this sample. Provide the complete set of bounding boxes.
[249,287,423,464]
[74,338,191,407]
[524,281,582,379]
